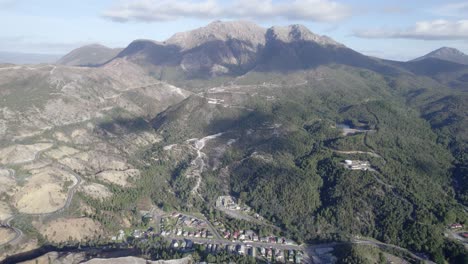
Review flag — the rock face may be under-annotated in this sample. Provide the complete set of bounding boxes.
[266,24,342,46]
[116,20,267,78]
[112,20,402,79]
[412,47,468,65]
[57,44,122,66]
[166,20,266,51]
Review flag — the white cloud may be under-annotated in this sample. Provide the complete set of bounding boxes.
[354,19,468,40]
[102,0,351,23]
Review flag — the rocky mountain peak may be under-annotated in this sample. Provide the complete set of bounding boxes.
[166,20,266,51]
[266,24,343,47]
[412,47,468,65]
[431,47,466,57]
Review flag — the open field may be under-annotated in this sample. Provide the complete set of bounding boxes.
[96,169,140,187]
[0,143,53,165]
[0,227,15,244]
[45,145,80,160]
[79,182,113,200]
[13,166,74,214]
[38,217,103,243]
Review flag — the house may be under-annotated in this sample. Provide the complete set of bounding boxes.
[132,229,143,238]
[248,247,256,257]
[172,240,179,248]
[117,230,125,241]
[185,239,193,249]
[259,247,266,256]
[295,251,304,264]
[237,244,245,255]
[276,249,285,261]
[450,223,463,229]
[228,244,236,253]
[461,232,468,238]
[288,250,294,262]
[223,231,231,239]
[180,240,187,248]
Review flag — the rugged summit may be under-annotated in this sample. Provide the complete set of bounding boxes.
[112,20,370,78]
[266,24,342,46]
[412,47,468,65]
[166,20,266,50]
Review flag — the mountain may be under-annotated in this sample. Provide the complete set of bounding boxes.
[114,20,266,78]
[412,47,468,65]
[57,44,122,66]
[1,20,467,264]
[0,51,61,64]
[113,20,403,80]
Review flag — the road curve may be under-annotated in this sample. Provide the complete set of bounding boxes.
[0,147,83,247]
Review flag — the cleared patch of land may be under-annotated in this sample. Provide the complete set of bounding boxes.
[0,143,53,165]
[0,227,15,244]
[59,151,129,175]
[18,251,87,264]
[45,145,80,160]
[79,182,113,200]
[96,169,140,187]
[13,166,74,214]
[0,238,39,262]
[38,217,103,243]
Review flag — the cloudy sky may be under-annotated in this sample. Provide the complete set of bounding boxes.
[1,0,467,60]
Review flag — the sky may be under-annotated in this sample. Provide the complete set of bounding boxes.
[1,0,467,61]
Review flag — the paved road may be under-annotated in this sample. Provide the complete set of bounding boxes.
[177,212,223,240]
[164,236,302,251]
[0,216,23,245]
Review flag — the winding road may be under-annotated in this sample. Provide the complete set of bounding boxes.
[0,145,83,247]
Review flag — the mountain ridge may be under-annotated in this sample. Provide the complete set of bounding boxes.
[57,43,123,66]
[411,47,468,65]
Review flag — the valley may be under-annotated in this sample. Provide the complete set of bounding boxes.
[0,20,467,264]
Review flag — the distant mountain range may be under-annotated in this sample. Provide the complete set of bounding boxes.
[0,51,61,64]
[53,21,468,86]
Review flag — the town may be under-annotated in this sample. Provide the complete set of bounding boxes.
[111,210,305,263]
